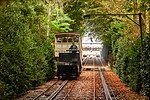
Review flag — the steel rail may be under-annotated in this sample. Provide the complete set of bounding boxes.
[100,71,113,100]
[99,58,114,100]
[104,75,117,100]
[93,57,96,100]
[100,59,125,99]
[84,57,89,66]
[82,56,88,63]
[63,81,76,100]
[107,73,125,100]
[82,56,90,71]
[33,80,59,100]
[46,80,68,100]
[95,57,105,100]
[101,67,116,99]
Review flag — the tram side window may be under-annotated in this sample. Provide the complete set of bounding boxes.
[57,37,61,42]
[68,37,72,42]
[62,37,67,42]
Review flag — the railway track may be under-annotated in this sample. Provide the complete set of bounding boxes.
[53,58,90,99]
[19,56,138,100]
[27,57,90,100]
[33,80,79,100]
[82,57,105,100]
[46,80,68,100]
[33,80,59,100]
[98,57,125,100]
[33,80,69,100]
[93,58,96,100]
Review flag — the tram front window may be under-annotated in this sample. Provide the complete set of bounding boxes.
[62,37,67,42]
[57,37,61,42]
[68,37,72,42]
[74,37,79,42]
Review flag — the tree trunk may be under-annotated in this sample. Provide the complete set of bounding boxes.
[148,10,150,33]
[38,17,42,44]
[133,0,138,21]
[55,0,59,20]
[140,2,147,34]
[46,1,51,37]
[133,0,139,37]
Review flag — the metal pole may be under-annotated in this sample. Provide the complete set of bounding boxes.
[139,13,143,51]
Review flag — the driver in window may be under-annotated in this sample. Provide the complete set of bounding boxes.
[69,42,78,53]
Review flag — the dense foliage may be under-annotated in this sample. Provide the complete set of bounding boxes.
[101,19,150,97]
[140,33,150,96]
[113,31,150,97]
[0,0,73,99]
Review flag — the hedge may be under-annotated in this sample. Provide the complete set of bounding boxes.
[0,1,56,99]
[112,33,150,97]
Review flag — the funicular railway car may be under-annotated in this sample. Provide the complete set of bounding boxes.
[55,32,82,79]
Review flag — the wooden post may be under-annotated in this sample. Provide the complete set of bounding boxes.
[139,13,143,51]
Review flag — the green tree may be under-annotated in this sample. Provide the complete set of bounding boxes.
[0,0,59,99]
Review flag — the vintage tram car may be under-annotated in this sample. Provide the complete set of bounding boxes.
[55,32,82,79]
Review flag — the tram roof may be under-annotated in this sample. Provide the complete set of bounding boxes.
[55,32,80,36]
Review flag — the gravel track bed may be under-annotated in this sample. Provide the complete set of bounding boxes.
[18,79,58,100]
